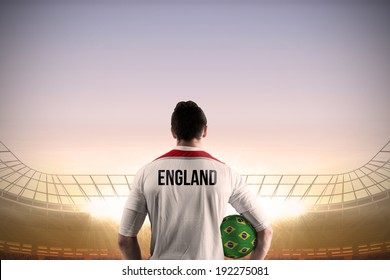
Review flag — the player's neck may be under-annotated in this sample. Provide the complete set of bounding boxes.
[176,139,202,148]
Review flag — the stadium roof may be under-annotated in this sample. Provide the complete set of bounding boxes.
[0,140,389,213]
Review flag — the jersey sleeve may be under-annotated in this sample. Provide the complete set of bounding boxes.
[123,167,148,214]
[242,206,270,232]
[228,170,258,213]
[118,208,147,237]
[228,170,270,231]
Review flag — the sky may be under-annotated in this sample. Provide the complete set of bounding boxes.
[0,0,389,175]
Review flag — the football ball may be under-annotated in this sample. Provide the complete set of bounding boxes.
[220,215,256,259]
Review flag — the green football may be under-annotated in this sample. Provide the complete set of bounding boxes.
[220,215,256,259]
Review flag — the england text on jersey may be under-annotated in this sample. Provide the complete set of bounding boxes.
[158,169,217,186]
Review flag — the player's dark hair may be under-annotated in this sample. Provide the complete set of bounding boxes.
[171,101,207,141]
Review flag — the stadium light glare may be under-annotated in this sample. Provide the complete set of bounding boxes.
[259,199,306,220]
[224,198,306,221]
[85,199,125,221]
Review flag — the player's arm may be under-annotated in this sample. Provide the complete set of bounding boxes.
[242,206,273,260]
[250,225,273,260]
[118,208,147,260]
[118,235,142,260]
[229,169,273,259]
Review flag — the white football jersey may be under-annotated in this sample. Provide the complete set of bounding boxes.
[124,146,268,260]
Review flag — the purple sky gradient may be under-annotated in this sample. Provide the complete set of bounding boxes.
[0,1,389,174]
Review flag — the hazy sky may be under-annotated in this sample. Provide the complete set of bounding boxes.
[0,0,389,174]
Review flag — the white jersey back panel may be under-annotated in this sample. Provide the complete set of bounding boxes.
[124,146,260,260]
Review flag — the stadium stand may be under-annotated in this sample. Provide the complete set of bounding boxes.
[1,141,389,260]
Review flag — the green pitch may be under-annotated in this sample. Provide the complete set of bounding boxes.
[220,215,256,259]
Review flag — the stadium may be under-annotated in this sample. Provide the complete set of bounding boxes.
[0,140,389,260]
